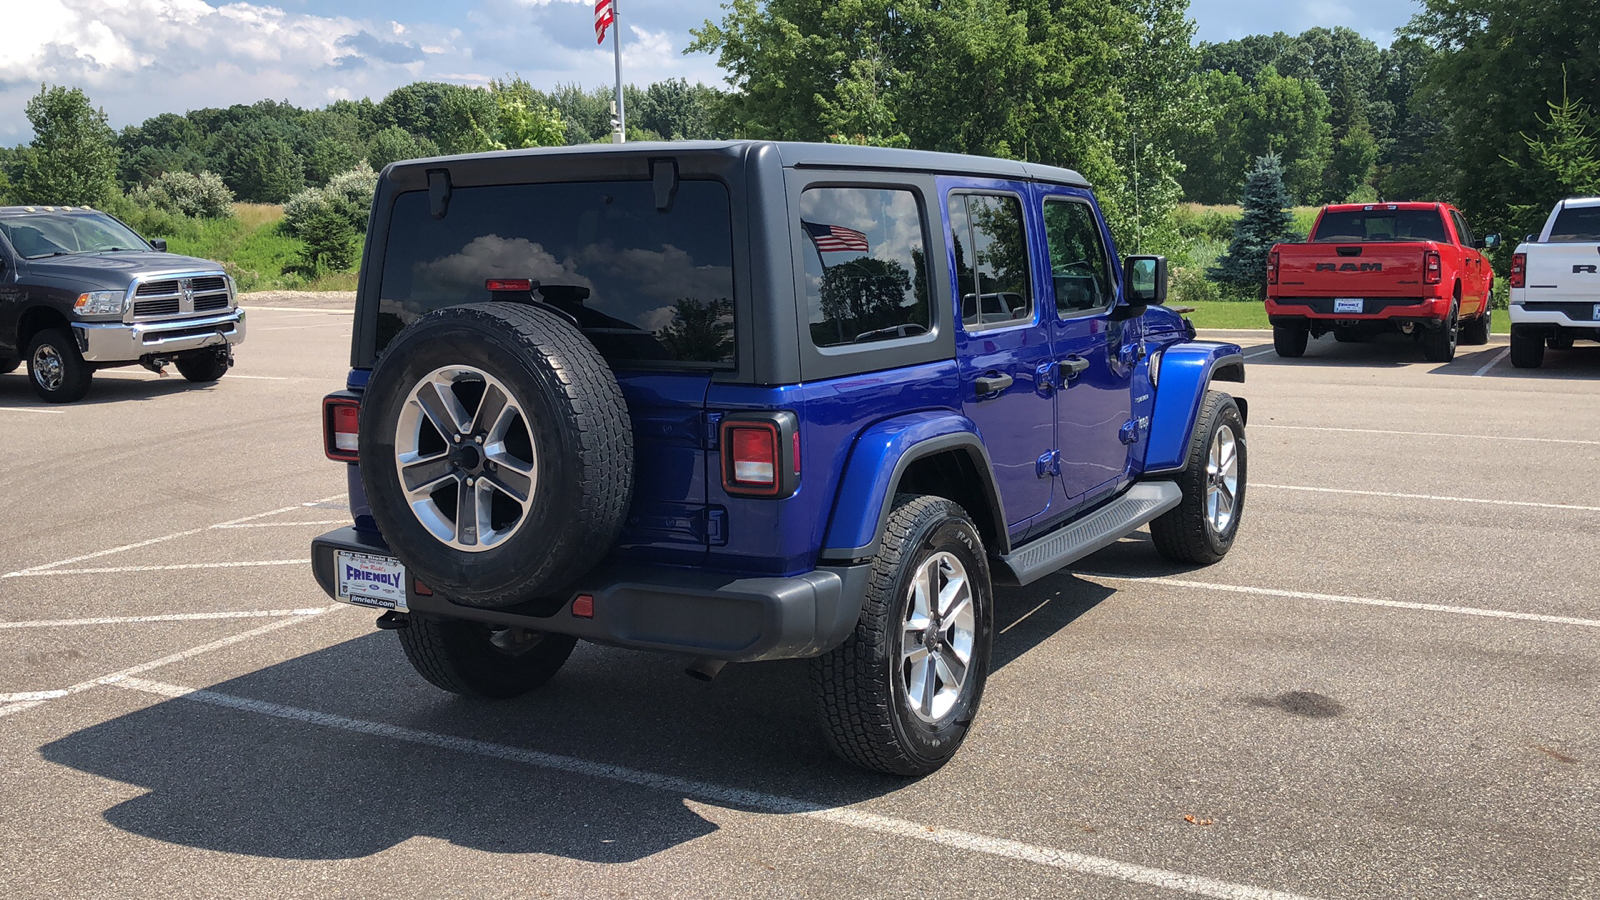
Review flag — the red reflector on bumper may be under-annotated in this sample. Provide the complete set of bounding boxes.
[572,594,594,618]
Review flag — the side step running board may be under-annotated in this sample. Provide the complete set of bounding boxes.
[996,481,1182,586]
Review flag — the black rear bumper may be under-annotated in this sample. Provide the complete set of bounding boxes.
[311,527,871,662]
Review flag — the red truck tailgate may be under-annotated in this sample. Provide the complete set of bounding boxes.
[1274,243,1432,297]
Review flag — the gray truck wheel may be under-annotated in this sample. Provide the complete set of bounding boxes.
[360,302,633,609]
[0,358,18,376]
[175,349,230,383]
[1510,326,1545,368]
[1423,301,1459,362]
[26,329,93,403]
[1150,391,1246,565]
[811,495,994,777]
[1272,325,1308,358]
[397,616,577,699]
[1459,309,1491,346]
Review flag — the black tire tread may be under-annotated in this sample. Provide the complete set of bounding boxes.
[1459,309,1491,346]
[175,351,230,382]
[1510,327,1545,369]
[1273,325,1307,358]
[1150,390,1245,565]
[396,616,577,700]
[1423,302,1459,362]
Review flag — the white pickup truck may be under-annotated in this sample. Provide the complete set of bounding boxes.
[1509,197,1600,368]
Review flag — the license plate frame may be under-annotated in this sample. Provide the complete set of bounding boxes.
[335,550,408,612]
[1333,298,1365,314]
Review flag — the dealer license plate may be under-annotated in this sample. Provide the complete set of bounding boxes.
[335,550,408,612]
[1592,304,1600,321]
[1333,298,1364,314]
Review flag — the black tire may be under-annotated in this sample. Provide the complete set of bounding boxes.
[811,495,994,777]
[1150,391,1246,565]
[396,616,577,700]
[1423,301,1459,362]
[1273,325,1308,358]
[174,349,230,383]
[1332,327,1366,343]
[0,358,18,376]
[1548,333,1575,350]
[25,329,93,403]
[1460,309,1491,346]
[360,302,633,609]
[1510,326,1545,369]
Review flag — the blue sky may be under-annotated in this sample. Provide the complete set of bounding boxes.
[2,0,1422,139]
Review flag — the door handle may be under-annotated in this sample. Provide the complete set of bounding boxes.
[1059,357,1090,381]
[975,372,1013,395]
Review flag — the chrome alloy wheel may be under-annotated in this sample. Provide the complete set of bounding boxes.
[1205,425,1240,534]
[394,366,537,552]
[901,551,977,723]
[32,344,64,392]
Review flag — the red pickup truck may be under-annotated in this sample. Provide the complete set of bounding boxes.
[1266,202,1499,361]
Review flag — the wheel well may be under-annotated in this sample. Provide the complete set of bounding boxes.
[18,307,71,353]
[896,448,1001,551]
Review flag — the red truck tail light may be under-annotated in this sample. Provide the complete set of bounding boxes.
[1424,250,1442,285]
[1510,253,1526,289]
[720,412,800,498]
[1267,251,1280,285]
[323,393,361,462]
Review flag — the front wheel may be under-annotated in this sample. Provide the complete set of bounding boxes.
[175,349,231,383]
[1273,325,1308,358]
[26,329,93,403]
[811,495,994,777]
[396,616,577,700]
[1150,391,1246,565]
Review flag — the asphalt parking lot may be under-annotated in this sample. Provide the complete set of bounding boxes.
[2,302,1597,899]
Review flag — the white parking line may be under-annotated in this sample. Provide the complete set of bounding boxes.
[227,374,292,381]
[6,560,311,578]
[0,612,328,720]
[1243,348,1276,360]
[0,406,64,415]
[0,608,327,630]
[242,306,351,314]
[215,519,348,529]
[1252,424,1600,446]
[111,675,1315,900]
[1077,573,1600,630]
[0,690,70,702]
[1472,347,1511,377]
[1255,483,1600,512]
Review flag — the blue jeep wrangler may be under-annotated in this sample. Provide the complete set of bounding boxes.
[311,142,1246,775]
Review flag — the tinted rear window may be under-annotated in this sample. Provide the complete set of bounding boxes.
[1548,206,1600,242]
[375,180,736,366]
[1311,209,1449,243]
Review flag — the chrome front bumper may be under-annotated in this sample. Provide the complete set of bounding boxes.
[74,309,246,363]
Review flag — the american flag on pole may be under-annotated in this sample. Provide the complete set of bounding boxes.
[595,0,614,44]
[802,220,870,253]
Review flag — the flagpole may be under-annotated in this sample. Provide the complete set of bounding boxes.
[612,0,625,143]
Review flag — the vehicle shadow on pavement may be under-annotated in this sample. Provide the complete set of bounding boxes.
[1439,344,1600,381]
[0,372,201,407]
[1249,333,1483,369]
[39,580,1119,863]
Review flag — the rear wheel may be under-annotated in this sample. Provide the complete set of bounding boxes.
[1460,309,1491,346]
[812,495,994,776]
[1151,391,1246,565]
[175,349,231,383]
[1510,326,1545,369]
[26,329,93,403]
[1423,302,1459,362]
[397,616,577,699]
[1272,325,1308,358]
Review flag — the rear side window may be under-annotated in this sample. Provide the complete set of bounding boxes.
[1548,206,1600,242]
[1043,198,1114,315]
[1311,209,1449,243]
[949,193,1033,330]
[799,187,932,348]
[375,180,736,366]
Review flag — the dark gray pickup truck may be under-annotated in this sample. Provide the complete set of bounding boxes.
[0,206,245,402]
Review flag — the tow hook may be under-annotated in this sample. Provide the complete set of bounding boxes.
[375,611,409,630]
[684,658,727,682]
[140,356,170,376]
[488,626,543,651]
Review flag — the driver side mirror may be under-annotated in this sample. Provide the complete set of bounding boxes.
[1123,255,1167,307]
[151,238,168,252]
[1481,233,1501,250]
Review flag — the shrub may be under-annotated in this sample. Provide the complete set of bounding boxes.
[1169,266,1222,305]
[282,161,377,240]
[133,171,234,219]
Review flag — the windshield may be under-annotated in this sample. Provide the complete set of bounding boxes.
[0,212,151,259]
[1311,209,1450,243]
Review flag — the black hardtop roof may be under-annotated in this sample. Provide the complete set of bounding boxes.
[385,140,1091,189]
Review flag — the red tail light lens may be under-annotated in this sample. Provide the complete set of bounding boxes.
[1267,251,1280,285]
[486,278,533,292]
[720,412,800,498]
[1510,253,1526,289]
[1424,250,1442,285]
[323,394,361,462]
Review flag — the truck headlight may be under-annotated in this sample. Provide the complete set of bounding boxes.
[74,291,127,318]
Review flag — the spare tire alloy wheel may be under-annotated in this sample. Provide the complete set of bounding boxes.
[396,366,536,552]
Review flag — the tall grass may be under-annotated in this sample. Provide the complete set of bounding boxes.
[150,203,353,292]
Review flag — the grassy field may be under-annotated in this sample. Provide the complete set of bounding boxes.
[157,203,358,292]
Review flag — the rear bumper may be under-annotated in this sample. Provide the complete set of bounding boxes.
[1266,296,1448,324]
[1508,301,1600,331]
[74,309,245,363]
[311,527,872,662]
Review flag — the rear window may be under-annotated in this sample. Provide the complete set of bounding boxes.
[1311,209,1449,243]
[375,180,736,367]
[1548,206,1600,242]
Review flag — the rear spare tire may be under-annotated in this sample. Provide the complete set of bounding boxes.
[360,303,633,608]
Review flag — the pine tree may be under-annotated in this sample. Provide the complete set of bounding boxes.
[1209,153,1297,300]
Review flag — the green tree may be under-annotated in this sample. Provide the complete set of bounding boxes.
[295,201,357,273]
[367,126,440,169]
[15,85,120,206]
[1178,68,1332,204]
[658,297,734,361]
[1209,154,1298,300]
[1507,74,1600,199]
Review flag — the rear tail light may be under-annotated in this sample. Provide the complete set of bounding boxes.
[1424,250,1442,285]
[1267,251,1280,285]
[486,278,533,292]
[1510,253,1526,288]
[720,412,800,498]
[323,393,361,462]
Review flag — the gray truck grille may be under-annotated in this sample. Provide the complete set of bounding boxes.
[131,275,231,320]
